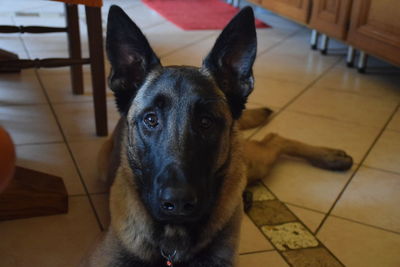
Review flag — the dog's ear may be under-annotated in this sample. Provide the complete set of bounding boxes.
[106,5,161,114]
[203,7,257,120]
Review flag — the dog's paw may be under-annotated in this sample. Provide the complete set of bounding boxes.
[238,108,273,130]
[310,149,353,171]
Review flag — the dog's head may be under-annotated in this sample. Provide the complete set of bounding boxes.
[107,6,256,225]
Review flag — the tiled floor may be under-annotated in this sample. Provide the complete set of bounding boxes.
[1,0,400,266]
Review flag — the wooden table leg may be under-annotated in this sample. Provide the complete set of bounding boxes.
[85,6,108,136]
[0,167,68,221]
[65,3,84,95]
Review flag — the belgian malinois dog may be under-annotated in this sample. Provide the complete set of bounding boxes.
[84,5,353,267]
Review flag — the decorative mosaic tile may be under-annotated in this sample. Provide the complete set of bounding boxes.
[245,183,344,265]
[246,182,275,201]
[282,247,343,267]
[261,222,319,251]
[247,200,296,227]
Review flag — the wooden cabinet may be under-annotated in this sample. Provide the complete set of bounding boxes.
[260,0,311,24]
[248,0,400,67]
[309,0,353,40]
[347,0,400,66]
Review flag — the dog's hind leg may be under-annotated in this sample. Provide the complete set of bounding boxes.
[244,133,353,184]
[238,107,273,130]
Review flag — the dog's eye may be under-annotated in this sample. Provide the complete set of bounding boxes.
[144,113,159,128]
[199,116,213,129]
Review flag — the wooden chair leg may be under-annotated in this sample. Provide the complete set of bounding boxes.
[85,6,108,136]
[65,3,84,95]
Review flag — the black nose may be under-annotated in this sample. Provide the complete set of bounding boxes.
[159,187,198,216]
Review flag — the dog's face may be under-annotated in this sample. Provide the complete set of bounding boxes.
[106,6,257,224]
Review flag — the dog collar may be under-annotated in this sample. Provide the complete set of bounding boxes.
[161,249,176,267]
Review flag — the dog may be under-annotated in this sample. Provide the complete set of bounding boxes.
[84,5,353,267]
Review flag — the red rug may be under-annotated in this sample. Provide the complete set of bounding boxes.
[142,0,270,30]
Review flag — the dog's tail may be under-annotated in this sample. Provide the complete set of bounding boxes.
[238,108,273,130]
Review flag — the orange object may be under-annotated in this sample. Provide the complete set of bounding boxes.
[0,127,16,193]
[51,0,102,7]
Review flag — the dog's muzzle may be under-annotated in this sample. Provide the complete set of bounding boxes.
[159,186,198,219]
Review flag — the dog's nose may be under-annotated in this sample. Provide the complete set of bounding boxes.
[159,187,198,216]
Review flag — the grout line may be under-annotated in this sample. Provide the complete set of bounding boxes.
[256,28,303,58]
[283,202,326,215]
[283,109,386,129]
[247,55,344,139]
[239,249,276,256]
[15,141,65,147]
[329,214,400,236]
[159,32,218,59]
[19,32,105,232]
[361,165,400,176]
[315,103,400,235]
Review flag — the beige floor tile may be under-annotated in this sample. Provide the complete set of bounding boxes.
[53,101,120,142]
[387,110,400,132]
[364,130,400,173]
[0,196,102,267]
[314,64,400,101]
[253,31,340,84]
[16,143,84,195]
[318,216,400,267]
[0,32,28,57]
[0,104,63,145]
[248,76,307,108]
[102,0,141,12]
[286,204,325,233]
[13,16,67,28]
[69,138,110,194]
[239,215,273,254]
[332,167,400,232]
[161,36,217,67]
[38,67,114,104]
[252,7,302,35]
[288,87,397,128]
[22,1,64,14]
[91,193,110,230]
[256,28,287,55]
[0,69,47,106]
[251,111,380,164]
[1,0,50,13]
[238,251,289,267]
[144,22,217,57]
[22,33,89,59]
[124,4,166,29]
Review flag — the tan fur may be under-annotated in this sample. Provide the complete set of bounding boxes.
[237,107,273,130]
[106,122,247,263]
[88,107,351,266]
[109,130,158,261]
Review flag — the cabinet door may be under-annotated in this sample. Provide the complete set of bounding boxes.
[347,0,400,66]
[309,0,353,40]
[261,0,311,24]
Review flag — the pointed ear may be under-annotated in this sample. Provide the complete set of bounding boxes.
[106,5,161,114]
[202,7,257,119]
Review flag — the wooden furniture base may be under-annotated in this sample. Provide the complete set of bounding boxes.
[0,167,68,221]
[0,49,19,73]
